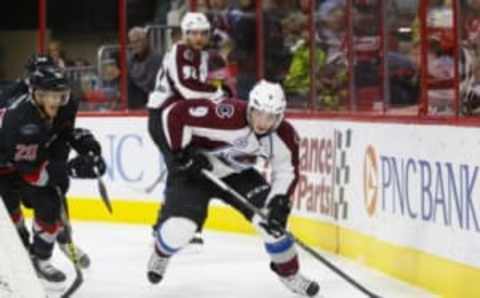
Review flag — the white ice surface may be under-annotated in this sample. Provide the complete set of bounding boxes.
[44,222,437,298]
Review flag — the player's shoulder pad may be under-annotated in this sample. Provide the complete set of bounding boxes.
[276,120,300,148]
[3,97,32,125]
[55,97,78,130]
[61,96,80,115]
[2,105,41,138]
[214,99,246,118]
[170,99,247,125]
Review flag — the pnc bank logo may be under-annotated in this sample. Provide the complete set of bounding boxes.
[363,145,378,217]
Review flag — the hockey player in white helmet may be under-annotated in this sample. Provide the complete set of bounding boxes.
[147,12,224,111]
[146,80,320,297]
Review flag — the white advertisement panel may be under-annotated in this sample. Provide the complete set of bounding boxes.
[70,116,480,269]
[70,117,166,201]
[290,119,480,269]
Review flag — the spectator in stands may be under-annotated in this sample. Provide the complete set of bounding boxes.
[317,1,346,62]
[210,0,229,10]
[72,58,90,67]
[95,58,121,110]
[462,0,480,81]
[283,17,326,102]
[387,51,419,108]
[127,27,163,109]
[227,0,257,99]
[263,1,291,82]
[207,0,232,53]
[196,0,210,13]
[48,40,70,69]
[78,55,121,112]
[153,0,171,25]
[166,0,187,27]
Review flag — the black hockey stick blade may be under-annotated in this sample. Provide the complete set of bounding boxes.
[202,170,382,298]
[98,177,113,214]
[126,169,168,195]
[145,169,167,194]
[57,187,84,298]
[94,166,113,214]
[61,245,84,298]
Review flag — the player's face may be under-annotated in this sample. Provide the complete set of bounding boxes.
[185,30,210,50]
[250,109,279,135]
[34,89,69,118]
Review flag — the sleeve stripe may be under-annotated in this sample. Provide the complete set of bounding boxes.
[170,45,218,100]
[161,104,176,150]
[162,102,193,151]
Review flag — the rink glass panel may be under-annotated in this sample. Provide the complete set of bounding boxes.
[1,0,479,119]
[45,0,122,112]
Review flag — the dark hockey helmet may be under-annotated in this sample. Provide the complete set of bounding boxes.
[25,54,55,74]
[29,65,70,106]
[29,65,69,92]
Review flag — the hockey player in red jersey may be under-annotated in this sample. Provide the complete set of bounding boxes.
[146,80,320,297]
[148,12,226,244]
[0,60,106,284]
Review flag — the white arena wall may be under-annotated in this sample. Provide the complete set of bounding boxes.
[46,115,480,298]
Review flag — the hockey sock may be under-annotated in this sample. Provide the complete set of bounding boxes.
[264,234,299,277]
[11,209,30,249]
[32,219,60,260]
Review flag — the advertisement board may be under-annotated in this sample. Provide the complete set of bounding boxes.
[69,116,480,297]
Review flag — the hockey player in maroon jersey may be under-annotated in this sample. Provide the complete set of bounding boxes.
[148,11,226,166]
[148,12,226,244]
[146,80,320,297]
[0,62,106,283]
[147,12,224,112]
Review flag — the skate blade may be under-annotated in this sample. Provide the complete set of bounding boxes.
[39,278,66,294]
[179,242,204,255]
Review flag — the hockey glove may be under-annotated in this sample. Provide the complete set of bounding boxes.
[262,195,292,237]
[68,154,106,179]
[69,128,102,156]
[172,149,212,179]
[211,87,226,104]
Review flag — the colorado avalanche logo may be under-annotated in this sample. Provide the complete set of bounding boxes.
[215,148,258,171]
[183,49,194,61]
[215,103,234,119]
[233,136,249,148]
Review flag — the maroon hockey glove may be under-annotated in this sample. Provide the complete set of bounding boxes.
[172,149,212,178]
[266,195,291,230]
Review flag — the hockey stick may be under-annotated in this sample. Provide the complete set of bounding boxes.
[202,170,382,298]
[94,167,113,214]
[144,168,167,194]
[56,188,84,298]
[126,168,167,195]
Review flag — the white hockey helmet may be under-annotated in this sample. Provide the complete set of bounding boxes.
[181,12,211,34]
[248,80,287,130]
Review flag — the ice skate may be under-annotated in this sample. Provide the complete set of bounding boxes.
[32,257,66,283]
[147,249,170,284]
[278,272,320,297]
[189,232,204,245]
[59,243,91,269]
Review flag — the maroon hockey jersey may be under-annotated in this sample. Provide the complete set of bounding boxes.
[162,99,300,199]
[147,43,221,109]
